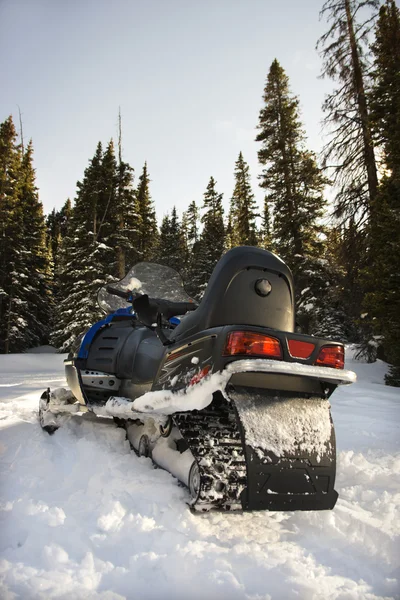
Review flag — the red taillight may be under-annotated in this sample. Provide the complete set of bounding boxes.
[315,345,344,369]
[288,339,315,359]
[223,331,282,359]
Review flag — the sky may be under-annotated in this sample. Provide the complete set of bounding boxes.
[0,0,334,219]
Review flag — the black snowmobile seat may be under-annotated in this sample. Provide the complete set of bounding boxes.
[173,246,295,341]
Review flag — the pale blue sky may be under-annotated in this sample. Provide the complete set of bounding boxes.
[0,0,333,218]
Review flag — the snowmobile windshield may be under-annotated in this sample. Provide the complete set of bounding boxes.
[97,262,194,313]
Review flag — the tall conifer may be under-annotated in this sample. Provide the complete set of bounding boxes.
[135,163,158,261]
[0,117,24,352]
[190,178,225,298]
[46,199,72,274]
[362,0,400,383]
[156,207,187,274]
[18,141,52,348]
[0,117,51,352]
[256,60,338,335]
[227,152,259,248]
[184,201,200,248]
[52,143,117,350]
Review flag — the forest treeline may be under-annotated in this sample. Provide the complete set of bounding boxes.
[0,0,399,385]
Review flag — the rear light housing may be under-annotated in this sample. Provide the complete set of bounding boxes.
[288,339,315,359]
[315,345,344,369]
[223,331,282,359]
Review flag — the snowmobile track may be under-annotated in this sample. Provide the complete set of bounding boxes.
[174,392,247,511]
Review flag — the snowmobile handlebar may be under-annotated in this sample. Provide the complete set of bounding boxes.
[106,285,197,318]
[157,300,198,319]
[105,285,131,300]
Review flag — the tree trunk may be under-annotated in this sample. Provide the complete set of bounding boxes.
[345,0,378,207]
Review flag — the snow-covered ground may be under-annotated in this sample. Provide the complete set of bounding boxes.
[0,348,399,600]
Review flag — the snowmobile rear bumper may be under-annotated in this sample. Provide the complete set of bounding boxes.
[225,358,356,388]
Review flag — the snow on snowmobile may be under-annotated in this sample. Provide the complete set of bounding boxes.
[39,246,356,512]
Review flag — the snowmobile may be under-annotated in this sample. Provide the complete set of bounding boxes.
[39,246,356,512]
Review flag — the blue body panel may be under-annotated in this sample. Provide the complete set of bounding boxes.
[77,309,181,359]
[78,308,134,359]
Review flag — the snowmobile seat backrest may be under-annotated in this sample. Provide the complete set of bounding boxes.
[173,246,295,341]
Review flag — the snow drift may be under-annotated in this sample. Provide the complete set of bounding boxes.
[0,348,399,599]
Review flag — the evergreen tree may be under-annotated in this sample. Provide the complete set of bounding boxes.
[112,108,138,277]
[156,207,187,274]
[0,116,25,352]
[261,200,273,250]
[363,178,400,383]
[135,163,158,261]
[0,117,52,352]
[256,60,340,335]
[184,201,201,294]
[256,61,324,307]
[101,124,139,278]
[256,60,326,266]
[180,210,190,274]
[46,199,72,273]
[157,213,172,261]
[227,152,259,248]
[52,140,141,350]
[369,0,400,177]
[362,1,400,384]
[297,224,353,340]
[114,159,138,276]
[189,178,225,298]
[52,143,117,350]
[95,140,118,245]
[18,141,52,348]
[335,219,368,340]
[184,201,200,248]
[225,214,236,251]
[317,0,379,223]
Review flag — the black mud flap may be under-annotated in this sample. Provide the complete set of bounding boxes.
[229,386,338,512]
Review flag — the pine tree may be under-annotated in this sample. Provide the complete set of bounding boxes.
[156,207,188,275]
[317,0,379,224]
[135,163,158,261]
[157,213,172,261]
[52,143,117,350]
[256,60,339,335]
[184,201,201,294]
[18,141,52,348]
[256,60,326,267]
[0,116,25,352]
[227,152,259,248]
[261,200,273,250]
[0,117,52,352]
[189,178,225,298]
[111,115,139,277]
[113,159,138,277]
[362,1,400,384]
[95,140,118,245]
[369,0,400,177]
[52,140,144,350]
[46,199,72,273]
[184,201,200,249]
[362,177,400,370]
